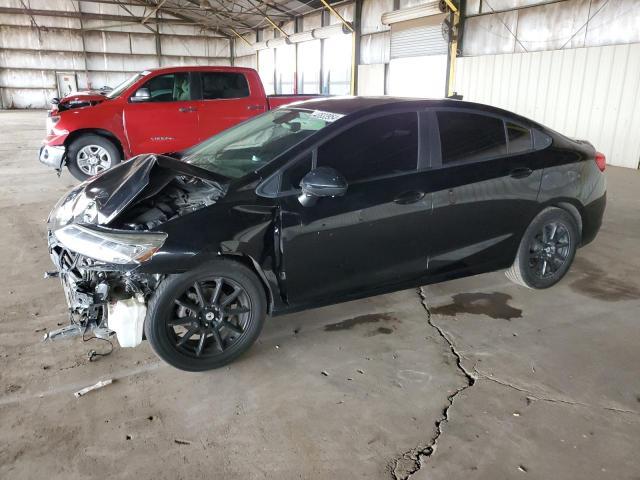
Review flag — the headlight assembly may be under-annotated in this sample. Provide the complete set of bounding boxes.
[54,224,167,264]
[46,115,60,135]
[48,185,86,230]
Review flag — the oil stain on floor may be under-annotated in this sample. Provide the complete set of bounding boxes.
[570,257,640,302]
[430,292,523,320]
[324,312,398,335]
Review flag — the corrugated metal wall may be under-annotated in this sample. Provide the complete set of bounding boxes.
[463,0,640,56]
[454,43,640,169]
[0,0,231,109]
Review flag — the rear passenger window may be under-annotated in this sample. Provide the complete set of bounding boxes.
[316,112,419,182]
[437,111,507,165]
[201,72,249,99]
[506,122,532,154]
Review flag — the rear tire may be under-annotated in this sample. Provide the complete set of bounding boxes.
[67,134,121,181]
[506,207,579,289]
[145,260,267,372]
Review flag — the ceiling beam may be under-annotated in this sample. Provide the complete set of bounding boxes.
[244,0,289,36]
[184,0,257,30]
[141,0,168,23]
[113,0,158,32]
[0,5,190,24]
[71,0,220,13]
[133,0,234,37]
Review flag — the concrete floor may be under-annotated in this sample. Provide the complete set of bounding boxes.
[0,110,639,480]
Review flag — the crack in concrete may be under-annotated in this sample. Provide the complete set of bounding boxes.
[390,287,477,480]
[476,368,640,417]
[390,286,640,479]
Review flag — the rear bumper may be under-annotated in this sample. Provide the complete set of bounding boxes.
[39,145,66,170]
[581,192,606,247]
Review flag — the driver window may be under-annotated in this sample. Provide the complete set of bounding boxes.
[316,112,419,182]
[142,73,190,102]
[281,154,313,192]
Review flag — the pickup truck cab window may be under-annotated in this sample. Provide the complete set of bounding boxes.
[201,72,250,99]
[183,108,332,178]
[141,73,191,102]
[316,112,419,183]
[437,110,507,165]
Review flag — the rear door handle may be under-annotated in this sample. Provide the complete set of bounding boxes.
[394,190,425,205]
[510,167,533,179]
[247,104,265,111]
[178,106,196,112]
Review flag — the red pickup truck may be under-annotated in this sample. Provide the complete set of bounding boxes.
[39,66,319,180]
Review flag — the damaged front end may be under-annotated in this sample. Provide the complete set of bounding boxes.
[45,229,164,345]
[45,154,227,346]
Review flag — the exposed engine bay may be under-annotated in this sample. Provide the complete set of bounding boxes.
[117,176,224,230]
[45,154,227,346]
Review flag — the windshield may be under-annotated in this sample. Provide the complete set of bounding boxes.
[183,108,339,178]
[105,72,147,99]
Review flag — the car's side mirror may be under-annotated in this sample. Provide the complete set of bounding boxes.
[130,88,151,103]
[298,166,348,207]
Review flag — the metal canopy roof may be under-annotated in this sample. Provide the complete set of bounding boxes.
[101,0,342,37]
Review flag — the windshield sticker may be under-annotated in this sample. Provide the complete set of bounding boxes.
[310,110,345,122]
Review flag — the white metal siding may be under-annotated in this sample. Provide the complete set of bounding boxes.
[0,4,231,109]
[455,44,640,168]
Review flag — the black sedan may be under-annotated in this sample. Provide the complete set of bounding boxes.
[46,97,606,371]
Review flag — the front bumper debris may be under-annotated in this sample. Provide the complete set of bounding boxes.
[43,323,83,341]
[39,145,66,170]
[45,232,159,348]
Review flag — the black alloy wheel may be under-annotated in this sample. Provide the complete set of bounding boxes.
[506,207,579,289]
[145,260,266,371]
[170,277,251,358]
[528,221,572,280]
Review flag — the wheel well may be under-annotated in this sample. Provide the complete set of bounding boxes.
[554,202,583,237]
[220,254,276,314]
[64,129,124,159]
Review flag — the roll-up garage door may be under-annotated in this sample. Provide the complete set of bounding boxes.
[390,15,448,59]
[387,14,449,98]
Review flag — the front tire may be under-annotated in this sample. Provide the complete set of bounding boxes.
[506,207,579,289]
[145,260,267,372]
[67,134,121,181]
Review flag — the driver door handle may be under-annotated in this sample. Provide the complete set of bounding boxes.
[179,106,196,113]
[510,167,533,179]
[394,190,425,205]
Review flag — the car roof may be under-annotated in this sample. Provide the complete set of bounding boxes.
[143,66,257,74]
[287,96,539,127]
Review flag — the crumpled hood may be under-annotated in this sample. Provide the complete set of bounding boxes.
[48,154,228,229]
[51,90,108,113]
[60,91,106,104]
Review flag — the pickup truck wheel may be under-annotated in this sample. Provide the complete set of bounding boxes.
[67,135,120,181]
[506,207,579,289]
[144,260,267,371]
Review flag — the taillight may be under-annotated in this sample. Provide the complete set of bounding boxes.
[594,152,606,172]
